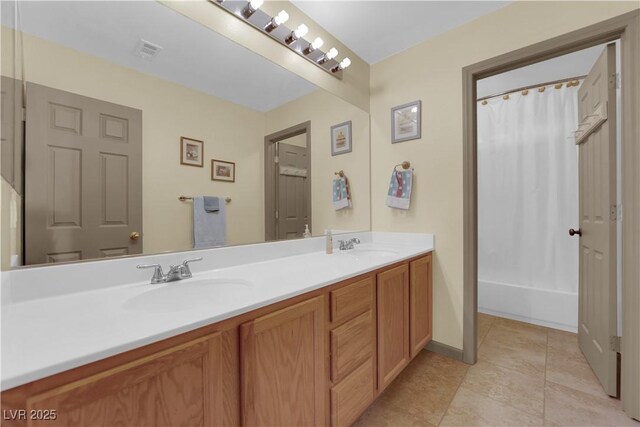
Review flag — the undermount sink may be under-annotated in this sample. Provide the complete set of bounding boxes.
[124,278,253,313]
[343,248,399,259]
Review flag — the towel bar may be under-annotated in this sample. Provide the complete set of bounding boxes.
[179,196,231,203]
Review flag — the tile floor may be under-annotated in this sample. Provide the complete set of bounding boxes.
[353,313,639,427]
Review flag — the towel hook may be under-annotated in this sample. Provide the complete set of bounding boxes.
[394,161,411,171]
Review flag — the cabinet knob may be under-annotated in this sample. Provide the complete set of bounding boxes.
[130,231,141,241]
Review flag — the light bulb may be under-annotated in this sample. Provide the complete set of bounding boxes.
[326,48,338,60]
[339,57,351,69]
[294,24,308,39]
[311,37,324,50]
[274,10,289,26]
[411,107,418,113]
[243,0,263,17]
[249,0,263,10]
[332,57,351,73]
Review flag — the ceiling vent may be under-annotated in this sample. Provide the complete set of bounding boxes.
[135,39,163,60]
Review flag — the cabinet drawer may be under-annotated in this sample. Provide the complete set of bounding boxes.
[330,276,374,324]
[331,358,375,427]
[330,310,374,382]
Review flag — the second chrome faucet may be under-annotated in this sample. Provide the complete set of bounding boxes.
[137,257,203,284]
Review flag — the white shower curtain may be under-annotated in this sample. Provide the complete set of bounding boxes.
[477,84,580,328]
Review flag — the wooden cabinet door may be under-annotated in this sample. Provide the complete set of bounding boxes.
[241,296,325,427]
[376,264,410,391]
[25,334,223,427]
[410,254,433,358]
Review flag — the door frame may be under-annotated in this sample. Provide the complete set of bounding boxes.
[264,121,311,241]
[461,9,639,419]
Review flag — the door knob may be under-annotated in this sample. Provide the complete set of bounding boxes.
[569,228,582,237]
[130,231,141,240]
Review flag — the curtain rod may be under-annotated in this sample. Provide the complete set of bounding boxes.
[477,74,587,102]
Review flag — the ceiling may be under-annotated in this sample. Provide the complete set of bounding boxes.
[477,44,607,99]
[292,1,512,64]
[1,1,318,112]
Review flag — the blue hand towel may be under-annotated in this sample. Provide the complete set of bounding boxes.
[203,196,220,212]
[386,169,413,210]
[193,196,226,248]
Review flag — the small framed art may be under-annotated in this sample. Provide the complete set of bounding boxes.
[180,137,204,167]
[331,120,352,156]
[211,159,235,182]
[391,100,421,143]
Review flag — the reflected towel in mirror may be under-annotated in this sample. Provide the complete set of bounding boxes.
[333,176,351,210]
[193,196,226,248]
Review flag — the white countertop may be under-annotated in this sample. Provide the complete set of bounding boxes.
[0,232,433,390]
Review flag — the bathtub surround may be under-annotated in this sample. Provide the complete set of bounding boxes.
[0,231,433,390]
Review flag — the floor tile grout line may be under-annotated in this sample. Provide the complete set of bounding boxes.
[435,318,491,427]
[543,328,549,423]
[435,363,470,426]
[459,317,549,421]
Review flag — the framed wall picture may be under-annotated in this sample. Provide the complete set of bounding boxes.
[391,100,421,143]
[211,159,236,182]
[180,137,204,167]
[330,120,352,156]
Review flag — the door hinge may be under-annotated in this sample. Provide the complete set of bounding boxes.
[609,72,620,89]
[610,335,621,352]
[610,205,618,222]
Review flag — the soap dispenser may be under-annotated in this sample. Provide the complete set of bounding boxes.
[325,229,333,254]
[303,224,312,238]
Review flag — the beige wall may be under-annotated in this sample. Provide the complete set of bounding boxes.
[161,0,370,112]
[266,89,371,236]
[369,1,639,349]
[2,26,267,256]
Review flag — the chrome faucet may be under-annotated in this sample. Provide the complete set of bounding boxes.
[137,257,203,284]
[338,238,361,251]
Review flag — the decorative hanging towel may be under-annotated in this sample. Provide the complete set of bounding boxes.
[386,169,413,210]
[332,176,351,210]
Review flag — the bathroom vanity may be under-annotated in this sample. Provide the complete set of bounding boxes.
[1,232,433,427]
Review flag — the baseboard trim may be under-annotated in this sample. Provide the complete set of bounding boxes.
[425,340,464,362]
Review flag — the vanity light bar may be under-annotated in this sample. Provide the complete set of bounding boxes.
[209,0,344,79]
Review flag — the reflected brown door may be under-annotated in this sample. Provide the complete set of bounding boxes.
[277,142,309,240]
[25,83,142,265]
[576,44,618,396]
[1,76,23,194]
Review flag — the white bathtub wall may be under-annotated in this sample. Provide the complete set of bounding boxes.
[477,68,583,332]
[478,280,578,332]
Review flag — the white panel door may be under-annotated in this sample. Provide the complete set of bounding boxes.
[575,43,617,397]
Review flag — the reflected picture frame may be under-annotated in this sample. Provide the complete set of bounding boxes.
[391,100,421,143]
[331,120,352,156]
[211,159,236,182]
[180,136,204,167]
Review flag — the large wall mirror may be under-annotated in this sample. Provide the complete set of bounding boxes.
[0,0,371,269]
